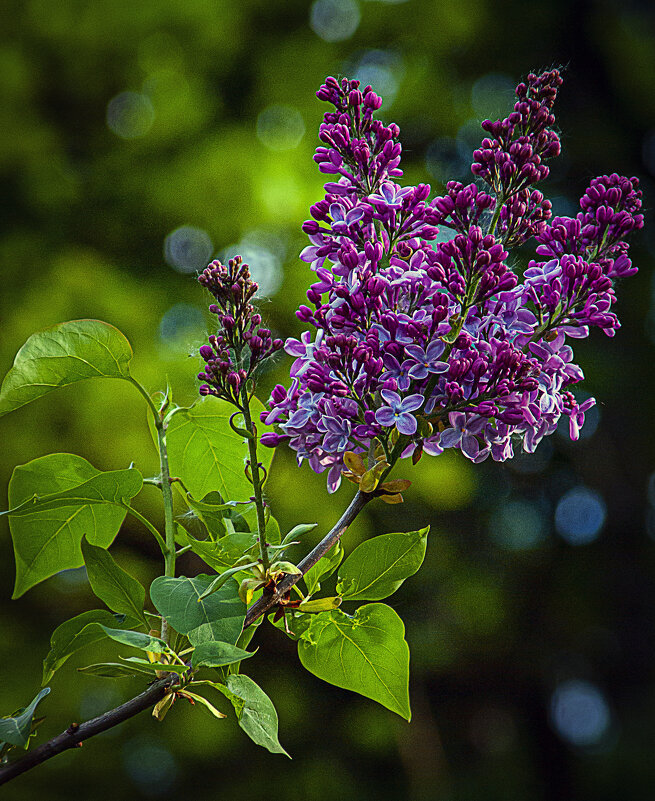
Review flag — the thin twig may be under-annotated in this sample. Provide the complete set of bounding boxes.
[0,490,372,785]
[244,489,371,627]
[0,675,177,787]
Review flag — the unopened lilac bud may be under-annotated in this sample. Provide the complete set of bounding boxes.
[260,432,286,447]
[199,345,213,361]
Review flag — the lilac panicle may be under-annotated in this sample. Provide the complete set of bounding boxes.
[197,256,283,405]
[256,71,642,490]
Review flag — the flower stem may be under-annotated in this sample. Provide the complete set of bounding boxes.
[488,193,504,236]
[239,385,270,574]
[128,376,176,642]
[156,421,177,642]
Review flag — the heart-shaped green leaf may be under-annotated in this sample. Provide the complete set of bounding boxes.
[0,320,133,418]
[298,603,411,720]
[165,396,274,503]
[150,575,245,646]
[7,454,142,597]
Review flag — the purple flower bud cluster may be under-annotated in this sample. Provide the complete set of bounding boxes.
[197,256,283,404]
[258,72,642,491]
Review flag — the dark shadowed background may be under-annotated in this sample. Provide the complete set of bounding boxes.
[1,0,655,799]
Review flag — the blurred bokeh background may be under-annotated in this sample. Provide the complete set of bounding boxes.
[1,0,654,798]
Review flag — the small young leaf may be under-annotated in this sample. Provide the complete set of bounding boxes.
[280,523,318,547]
[94,626,168,653]
[197,562,259,601]
[165,396,275,503]
[221,675,289,757]
[152,692,175,722]
[270,560,302,576]
[238,578,265,606]
[120,657,188,675]
[303,540,344,596]
[268,611,312,641]
[0,319,133,419]
[180,690,227,719]
[176,525,259,572]
[77,663,145,679]
[81,538,147,626]
[336,527,430,601]
[43,609,135,684]
[191,641,256,669]
[298,596,342,613]
[0,688,51,747]
[150,575,246,646]
[7,454,142,597]
[298,604,411,720]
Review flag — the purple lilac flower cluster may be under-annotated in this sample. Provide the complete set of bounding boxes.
[256,71,643,491]
[197,256,283,405]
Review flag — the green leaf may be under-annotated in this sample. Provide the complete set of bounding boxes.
[282,523,318,545]
[77,663,145,678]
[120,657,189,675]
[0,689,51,747]
[43,609,134,684]
[150,575,245,646]
[219,675,289,756]
[165,396,274,503]
[184,492,237,540]
[298,596,342,613]
[81,538,147,626]
[181,690,226,719]
[0,320,133,418]
[94,626,168,653]
[191,641,256,669]
[268,611,312,641]
[336,527,430,601]
[198,562,259,600]
[265,515,281,546]
[304,541,344,596]
[177,529,258,572]
[298,603,411,720]
[7,453,143,597]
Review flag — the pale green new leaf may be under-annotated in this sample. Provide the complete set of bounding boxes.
[304,540,344,596]
[175,528,258,572]
[0,689,50,748]
[7,454,142,597]
[42,609,134,684]
[150,575,245,646]
[81,538,147,626]
[211,675,289,756]
[181,690,226,719]
[0,319,133,418]
[77,663,145,679]
[336,527,430,601]
[165,396,274,503]
[191,641,255,669]
[298,603,411,720]
[93,626,168,653]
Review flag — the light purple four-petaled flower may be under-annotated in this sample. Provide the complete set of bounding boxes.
[375,390,424,435]
[439,412,487,460]
[404,341,450,381]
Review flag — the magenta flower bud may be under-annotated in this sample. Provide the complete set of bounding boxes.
[199,345,213,361]
[260,432,286,447]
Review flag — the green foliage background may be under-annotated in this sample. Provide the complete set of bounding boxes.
[1,0,654,798]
